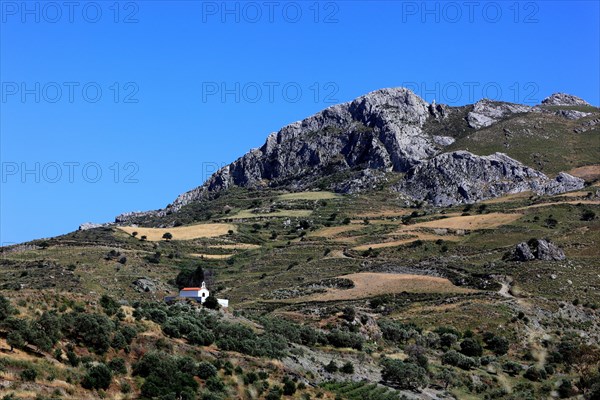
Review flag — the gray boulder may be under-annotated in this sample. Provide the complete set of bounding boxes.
[132,277,157,293]
[541,93,590,106]
[506,239,565,262]
[534,239,566,261]
[514,242,536,261]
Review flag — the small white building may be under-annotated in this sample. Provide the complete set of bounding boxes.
[179,281,210,303]
[176,281,229,308]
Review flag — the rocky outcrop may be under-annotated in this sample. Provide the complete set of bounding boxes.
[79,222,107,230]
[396,151,584,206]
[542,93,590,106]
[535,239,566,260]
[113,87,593,223]
[554,109,592,120]
[506,239,566,261]
[542,172,586,195]
[132,277,158,293]
[166,88,438,212]
[467,99,531,129]
[513,242,536,261]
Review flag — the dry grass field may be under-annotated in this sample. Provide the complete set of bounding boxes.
[307,225,364,237]
[118,223,235,241]
[352,231,460,251]
[190,253,233,259]
[406,213,522,230]
[304,272,476,302]
[568,164,600,181]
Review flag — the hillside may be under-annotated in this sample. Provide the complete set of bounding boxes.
[0,88,599,400]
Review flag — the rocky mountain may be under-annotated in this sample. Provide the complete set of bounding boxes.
[116,88,595,222]
[396,151,584,206]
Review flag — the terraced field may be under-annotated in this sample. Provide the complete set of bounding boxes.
[118,223,235,241]
[304,272,477,302]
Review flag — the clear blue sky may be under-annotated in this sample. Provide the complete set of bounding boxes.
[1,0,599,245]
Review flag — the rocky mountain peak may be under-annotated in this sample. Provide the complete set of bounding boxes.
[166,87,438,212]
[115,87,592,223]
[541,93,590,106]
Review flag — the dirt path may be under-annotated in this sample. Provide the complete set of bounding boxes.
[494,276,549,369]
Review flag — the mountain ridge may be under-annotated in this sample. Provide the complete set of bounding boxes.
[115,87,596,224]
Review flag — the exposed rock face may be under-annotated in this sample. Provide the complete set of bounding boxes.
[396,151,584,206]
[506,239,566,261]
[514,242,536,261]
[535,239,566,261]
[112,87,592,223]
[542,93,590,106]
[543,172,586,195]
[467,99,531,129]
[79,222,106,230]
[554,109,592,120]
[132,277,157,293]
[432,135,455,146]
[167,88,438,212]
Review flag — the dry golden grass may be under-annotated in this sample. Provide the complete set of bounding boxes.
[407,213,522,230]
[0,339,52,363]
[307,225,364,237]
[305,273,476,302]
[276,191,339,200]
[190,253,233,259]
[352,231,460,251]
[118,223,235,241]
[568,164,600,181]
[325,249,350,259]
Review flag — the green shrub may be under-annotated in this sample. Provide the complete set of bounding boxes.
[20,368,37,382]
[340,361,354,374]
[442,350,477,370]
[326,329,363,350]
[459,338,483,357]
[197,362,218,379]
[108,358,127,375]
[82,364,112,390]
[381,359,428,390]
